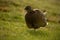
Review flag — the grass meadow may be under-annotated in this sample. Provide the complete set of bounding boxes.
[0,0,60,40]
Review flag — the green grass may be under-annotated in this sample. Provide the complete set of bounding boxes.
[0,0,60,40]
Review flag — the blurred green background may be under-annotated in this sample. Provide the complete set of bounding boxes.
[0,0,60,40]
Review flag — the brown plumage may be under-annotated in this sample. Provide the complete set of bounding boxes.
[24,6,47,30]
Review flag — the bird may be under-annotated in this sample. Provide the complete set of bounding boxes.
[24,6,47,30]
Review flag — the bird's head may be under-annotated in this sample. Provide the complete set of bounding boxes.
[24,6,33,12]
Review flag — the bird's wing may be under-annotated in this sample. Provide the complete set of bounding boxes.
[33,10,47,27]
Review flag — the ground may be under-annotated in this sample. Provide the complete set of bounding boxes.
[0,0,60,40]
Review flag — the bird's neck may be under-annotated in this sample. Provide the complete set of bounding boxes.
[28,10,35,14]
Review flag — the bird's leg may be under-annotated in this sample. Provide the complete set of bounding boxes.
[34,29,38,32]
[34,29,36,32]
